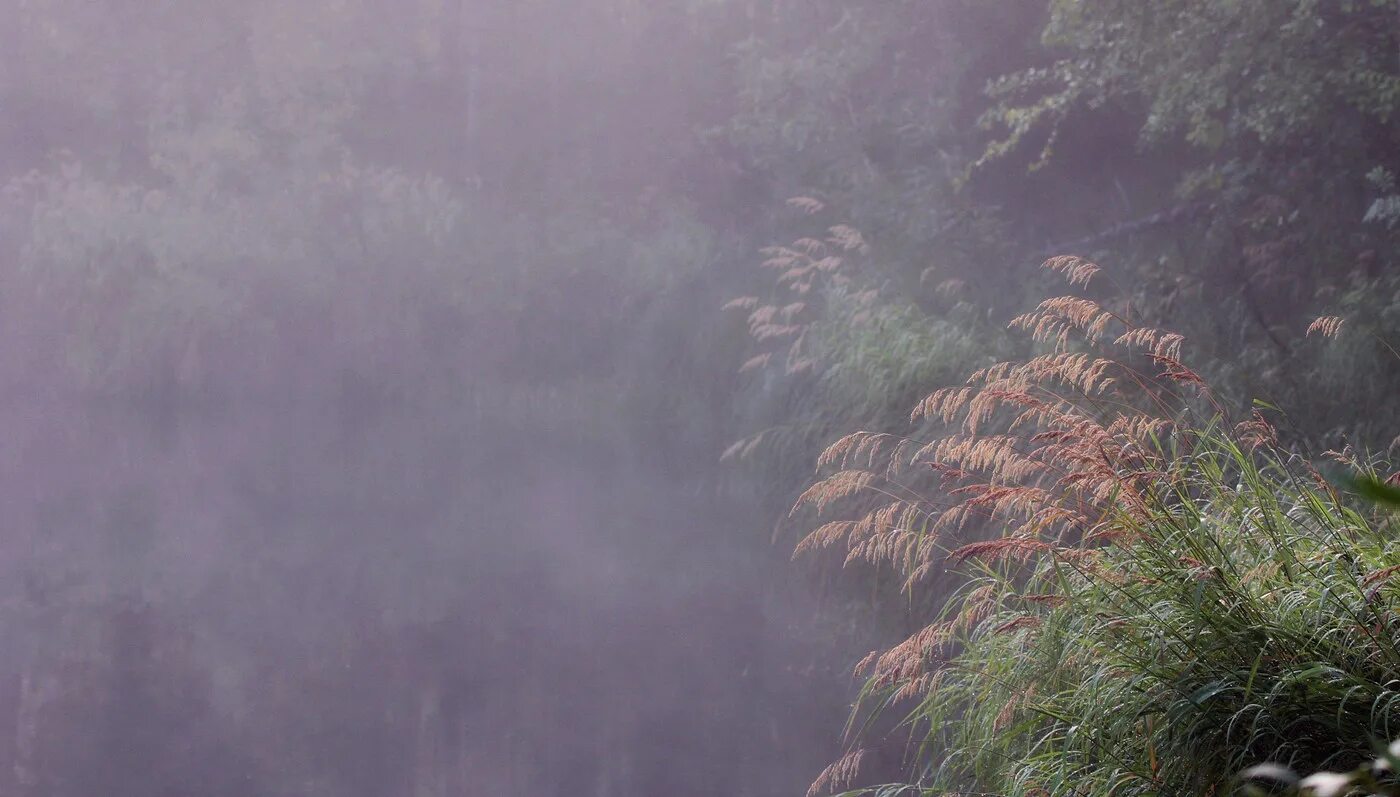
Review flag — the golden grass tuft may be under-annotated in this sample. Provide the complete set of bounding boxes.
[787,196,827,215]
[1307,315,1346,338]
[807,748,867,797]
[1042,255,1101,288]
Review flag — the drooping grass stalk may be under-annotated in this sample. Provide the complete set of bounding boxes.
[792,257,1400,797]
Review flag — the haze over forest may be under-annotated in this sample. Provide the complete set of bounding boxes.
[1,3,1399,796]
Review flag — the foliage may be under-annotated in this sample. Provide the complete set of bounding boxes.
[795,260,1400,796]
[724,0,1400,452]
[1241,739,1400,797]
[723,204,993,513]
[984,0,1400,158]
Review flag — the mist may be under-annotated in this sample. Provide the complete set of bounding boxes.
[2,2,1398,796]
[0,4,876,795]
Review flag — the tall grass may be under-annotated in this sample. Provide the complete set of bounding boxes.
[723,200,992,518]
[793,257,1400,797]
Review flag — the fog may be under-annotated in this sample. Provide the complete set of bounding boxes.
[0,4,884,795]
[3,2,1398,796]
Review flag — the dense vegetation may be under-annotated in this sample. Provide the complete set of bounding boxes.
[0,1,1397,795]
[791,261,1400,796]
[722,2,1400,793]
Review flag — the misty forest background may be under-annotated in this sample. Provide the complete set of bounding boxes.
[0,2,1399,796]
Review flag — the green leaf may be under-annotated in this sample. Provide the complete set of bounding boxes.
[1351,475,1400,508]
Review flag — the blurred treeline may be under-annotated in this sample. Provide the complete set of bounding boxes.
[0,3,839,795]
[0,1,1396,795]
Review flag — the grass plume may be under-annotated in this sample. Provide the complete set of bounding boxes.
[795,257,1400,797]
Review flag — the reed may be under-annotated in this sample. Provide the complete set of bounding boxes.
[794,257,1400,797]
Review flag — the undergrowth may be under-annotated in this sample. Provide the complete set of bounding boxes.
[787,256,1400,797]
[723,198,992,517]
